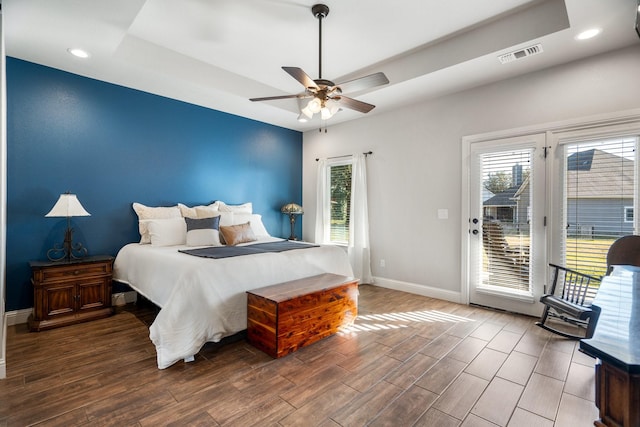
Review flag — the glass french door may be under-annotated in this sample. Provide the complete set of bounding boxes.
[465,120,640,316]
[549,132,639,275]
[467,134,547,316]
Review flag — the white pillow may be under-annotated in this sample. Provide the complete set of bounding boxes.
[132,202,181,244]
[195,207,234,226]
[147,218,187,246]
[233,213,270,237]
[218,201,252,214]
[178,202,219,218]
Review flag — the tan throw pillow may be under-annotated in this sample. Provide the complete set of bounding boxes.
[219,222,257,246]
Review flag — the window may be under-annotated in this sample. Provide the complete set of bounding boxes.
[625,206,634,223]
[479,148,532,292]
[316,154,371,280]
[562,136,637,276]
[328,162,352,244]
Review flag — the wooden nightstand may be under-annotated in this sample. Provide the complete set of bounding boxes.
[28,255,114,332]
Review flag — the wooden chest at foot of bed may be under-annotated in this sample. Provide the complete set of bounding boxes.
[246,273,358,358]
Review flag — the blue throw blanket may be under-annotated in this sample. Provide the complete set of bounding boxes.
[179,240,319,259]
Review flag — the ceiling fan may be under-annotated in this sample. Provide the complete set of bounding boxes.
[250,4,389,122]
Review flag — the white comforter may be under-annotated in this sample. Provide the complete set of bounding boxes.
[113,238,354,369]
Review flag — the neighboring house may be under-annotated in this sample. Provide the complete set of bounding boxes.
[483,184,521,222]
[484,149,634,237]
[483,164,528,226]
[565,148,634,237]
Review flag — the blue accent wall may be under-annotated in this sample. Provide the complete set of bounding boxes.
[6,57,302,311]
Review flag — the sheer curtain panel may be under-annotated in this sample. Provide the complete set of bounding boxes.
[348,154,373,283]
[314,154,373,284]
[314,158,329,244]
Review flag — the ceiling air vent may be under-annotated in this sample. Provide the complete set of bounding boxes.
[498,44,543,64]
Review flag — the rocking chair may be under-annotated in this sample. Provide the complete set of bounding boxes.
[537,235,640,339]
[536,264,601,339]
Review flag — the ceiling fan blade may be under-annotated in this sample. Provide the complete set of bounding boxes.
[282,67,319,90]
[338,96,376,114]
[336,72,389,94]
[250,94,308,102]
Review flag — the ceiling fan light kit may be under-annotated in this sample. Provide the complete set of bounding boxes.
[250,4,389,124]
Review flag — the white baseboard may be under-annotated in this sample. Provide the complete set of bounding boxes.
[1,313,5,379]
[372,276,463,304]
[0,306,7,380]
[7,308,31,326]
[112,291,137,306]
[6,291,139,326]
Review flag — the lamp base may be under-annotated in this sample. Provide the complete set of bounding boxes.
[288,214,298,241]
[47,227,88,262]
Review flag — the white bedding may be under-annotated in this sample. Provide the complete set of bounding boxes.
[113,237,354,369]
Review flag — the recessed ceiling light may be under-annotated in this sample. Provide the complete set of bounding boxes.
[67,48,90,59]
[575,28,602,40]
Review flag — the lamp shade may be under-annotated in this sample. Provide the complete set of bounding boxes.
[281,203,304,215]
[307,98,322,114]
[45,193,91,217]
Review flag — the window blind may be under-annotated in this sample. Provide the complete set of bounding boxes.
[562,137,637,277]
[480,149,532,292]
[329,163,352,244]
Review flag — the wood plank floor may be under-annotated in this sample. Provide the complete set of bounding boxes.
[1,285,597,426]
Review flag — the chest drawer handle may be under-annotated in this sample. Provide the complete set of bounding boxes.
[73,270,81,275]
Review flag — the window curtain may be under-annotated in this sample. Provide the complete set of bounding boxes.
[314,158,328,244]
[314,154,373,283]
[348,154,373,284]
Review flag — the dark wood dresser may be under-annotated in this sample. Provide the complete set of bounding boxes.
[28,255,114,331]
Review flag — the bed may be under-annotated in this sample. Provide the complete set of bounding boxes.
[113,202,353,369]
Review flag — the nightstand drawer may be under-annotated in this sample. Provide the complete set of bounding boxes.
[34,262,112,283]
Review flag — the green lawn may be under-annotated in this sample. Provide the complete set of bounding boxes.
[564,237,616,278]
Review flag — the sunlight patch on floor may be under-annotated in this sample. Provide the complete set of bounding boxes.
[339,310,475,334]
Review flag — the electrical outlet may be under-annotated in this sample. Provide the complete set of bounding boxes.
[380,259,386,268]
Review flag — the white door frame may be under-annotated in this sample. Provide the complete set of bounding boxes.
[461,108,640,309]
[464,134,547,316]
[0,10,7,380]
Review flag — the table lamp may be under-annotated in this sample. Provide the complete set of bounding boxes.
[281,203,303,240]
[45,192,91,262]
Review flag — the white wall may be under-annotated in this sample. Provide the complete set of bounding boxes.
[302,44,640,300]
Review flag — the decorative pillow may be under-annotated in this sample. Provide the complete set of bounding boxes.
[147,218,187,247]
[233,213,270,237]
[178,202,219,218]
[219,222,257,246]
[185,216,221,247]
[132,202,181,244]
[218,201,252,214]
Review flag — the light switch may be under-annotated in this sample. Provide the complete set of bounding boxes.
[438,209,449,219]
